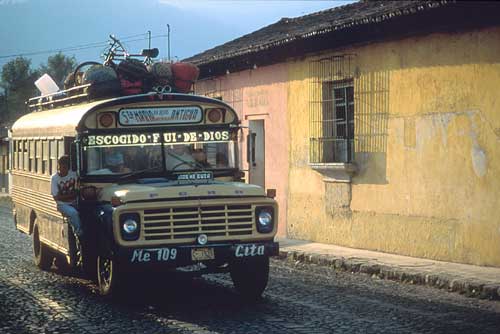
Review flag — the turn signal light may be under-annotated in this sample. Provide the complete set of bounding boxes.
[111,196,123,207]
[99,112,114,128]
[206,108,224,123]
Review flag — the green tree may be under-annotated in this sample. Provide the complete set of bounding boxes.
[0,92,6,124]
[39,52,77,88]
[0,57,39,122]
[1,57,38,92]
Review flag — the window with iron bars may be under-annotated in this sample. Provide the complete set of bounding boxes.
[310,79,354,163]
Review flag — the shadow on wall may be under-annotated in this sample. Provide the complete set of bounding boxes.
[353,70,390,185]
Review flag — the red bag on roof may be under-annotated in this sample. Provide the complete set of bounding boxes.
[120,77,143,95]
[171,62,199,93]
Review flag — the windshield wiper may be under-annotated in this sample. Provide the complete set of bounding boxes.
[118,167,163,183]
[166,151,206,171]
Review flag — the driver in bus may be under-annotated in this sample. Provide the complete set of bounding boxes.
[104,147,131,173]
[193,148,211,168]
[51,155,83,237]
[165,144,196,171]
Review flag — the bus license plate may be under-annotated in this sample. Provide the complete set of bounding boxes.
[191,248,215,261]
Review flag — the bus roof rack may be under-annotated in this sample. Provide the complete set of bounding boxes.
[27,84,92,112]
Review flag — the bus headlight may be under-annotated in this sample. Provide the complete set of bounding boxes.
[120,213,140,241]
[255,207,274,233]
[123,219,138,234]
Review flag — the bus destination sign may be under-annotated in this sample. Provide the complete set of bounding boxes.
[84,130,230,146]
[119,106,202,125]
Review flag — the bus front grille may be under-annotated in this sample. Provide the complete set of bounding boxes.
[142,204,254,241]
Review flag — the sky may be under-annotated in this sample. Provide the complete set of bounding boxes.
[0,0,354,70]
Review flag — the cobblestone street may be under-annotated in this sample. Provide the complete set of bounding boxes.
[0,205,499,334]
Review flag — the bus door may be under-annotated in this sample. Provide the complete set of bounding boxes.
[248,120,265,188]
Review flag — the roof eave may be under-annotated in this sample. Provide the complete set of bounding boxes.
[193,1,500,79]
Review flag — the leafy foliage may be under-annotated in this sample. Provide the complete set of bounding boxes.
[0,57,39,122]
[0,53,76,123]
[39,53,77,88]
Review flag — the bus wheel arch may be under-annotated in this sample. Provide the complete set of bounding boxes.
[32,220,53,270]
[29,210,37,235]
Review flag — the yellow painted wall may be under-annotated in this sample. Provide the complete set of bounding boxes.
[287,26,500,267]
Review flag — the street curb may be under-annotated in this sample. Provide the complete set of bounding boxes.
[277,249,500,301]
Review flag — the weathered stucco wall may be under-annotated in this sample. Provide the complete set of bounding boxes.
[287,27,500,267]
[195,65,289,236]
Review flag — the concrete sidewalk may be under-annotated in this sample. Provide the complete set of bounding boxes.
[277,237,500,301]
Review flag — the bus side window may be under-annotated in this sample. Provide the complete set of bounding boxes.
[36,141,42,174]
[42,140,49,175]
[58,141,65,161]
[24,140,28,171]
[50,140,58,174]
[15,140,19,170]
[20,140,24,171]
[29,140,35,173]
[63,137,76,171]
[12,140,17,170]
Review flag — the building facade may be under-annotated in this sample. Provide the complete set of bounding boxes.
[195,66,289,236]
[188,1,500,267]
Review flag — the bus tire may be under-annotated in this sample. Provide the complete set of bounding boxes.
[66,223,98,279]
[82,247,98,282]
[33,223,52,270]
[230,256,269,301]
[97,255,122,296]
[68,226,83,269]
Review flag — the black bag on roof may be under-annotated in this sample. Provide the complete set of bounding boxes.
[81,64,121,99]
[116,59,149,82]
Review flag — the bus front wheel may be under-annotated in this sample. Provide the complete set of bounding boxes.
[97,255,122,296]
[230,256,269,301]
[33,223,53,270]
[68,228,97,280]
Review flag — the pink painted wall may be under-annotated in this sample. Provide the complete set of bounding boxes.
[195,64,289,237]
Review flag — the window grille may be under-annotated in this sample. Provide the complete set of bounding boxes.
[309,55,355,163]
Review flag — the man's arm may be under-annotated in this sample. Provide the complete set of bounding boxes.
[53,193,77,202]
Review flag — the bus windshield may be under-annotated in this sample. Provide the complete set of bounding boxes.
[84,139,237,176]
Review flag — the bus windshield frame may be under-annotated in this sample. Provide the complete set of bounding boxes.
[80,128,239,179]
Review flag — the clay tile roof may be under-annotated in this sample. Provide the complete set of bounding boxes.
[185,0,452,65]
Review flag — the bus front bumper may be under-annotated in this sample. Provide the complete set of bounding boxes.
[115,241,279,270]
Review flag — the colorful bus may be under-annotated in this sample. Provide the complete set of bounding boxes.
[10,66,279,298]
